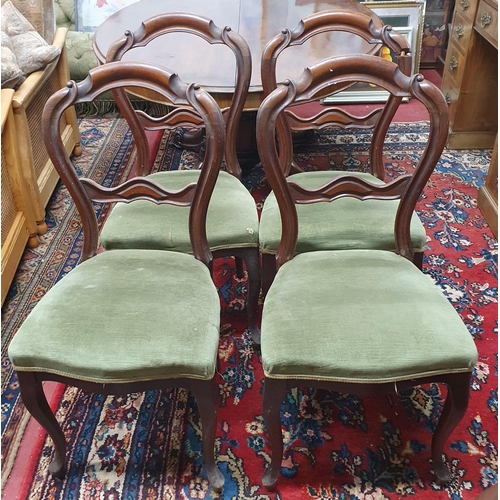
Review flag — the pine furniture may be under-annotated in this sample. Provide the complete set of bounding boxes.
[1,89,38,303]
[1,24,81,303]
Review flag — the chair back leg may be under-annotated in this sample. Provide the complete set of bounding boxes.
[191,379,224,493]
[262,378,288,489]
[239,247,261,343]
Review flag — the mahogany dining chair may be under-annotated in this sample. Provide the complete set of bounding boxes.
[97,13,261,342]
[8,61,227,492]
[259,6,429,296]
[256,53,478,488]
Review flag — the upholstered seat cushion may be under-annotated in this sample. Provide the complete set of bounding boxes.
[8,250,220,383]
[261,250,478,383]
[259,171,427,254]
[100,170,259,253]
[65,30,97,81]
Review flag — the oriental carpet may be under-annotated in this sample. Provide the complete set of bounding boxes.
[1,118,497,499]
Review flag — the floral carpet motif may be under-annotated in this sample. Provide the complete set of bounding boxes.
[1,119,497,499]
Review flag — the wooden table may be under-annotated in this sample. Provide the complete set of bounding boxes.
[93,0,380,110]
[93,0,384,170]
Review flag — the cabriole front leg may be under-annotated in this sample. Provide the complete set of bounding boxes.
[17,371,67,479]
[262,377,287,488]
[431,372,472,485]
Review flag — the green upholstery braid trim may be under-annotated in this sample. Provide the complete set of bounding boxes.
[8,250,220,383]
[263,367,474,384]
[261,250,478,382]
[100,171,259,253]
[259,171,427,254]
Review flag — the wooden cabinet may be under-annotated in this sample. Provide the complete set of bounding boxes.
[477,136,498,237]
[441,0,498,149]
[421,0,453,67]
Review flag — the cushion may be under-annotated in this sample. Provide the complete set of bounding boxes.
[8,250,221,383]
[1,1,60,76]
[259,171,427,254]
[261,250,478,382]
[100,170,259,253]
[55,0,75,30]
[3,0,55,42]
[66,30,97,81]
[1,30,24,88]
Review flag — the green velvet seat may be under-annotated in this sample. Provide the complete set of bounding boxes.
[9,250,220,383]
[100,170,259,253]
[259,171,427,255]
[262,250,477,382]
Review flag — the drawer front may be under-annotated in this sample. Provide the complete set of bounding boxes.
[456,0,479,21]
[450,10,475,53]
[441,75,460,124]
[443,42,467,87]
[475,0,498,47]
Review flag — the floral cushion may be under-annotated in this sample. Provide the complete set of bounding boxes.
[1,30,24,88]
[1,1,60,77]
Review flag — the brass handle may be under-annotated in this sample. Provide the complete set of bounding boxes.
[460,0,470,10]
[480,12,492,27]
[449,56,458,71]
[445,93,452,105]
[454,24,465,38]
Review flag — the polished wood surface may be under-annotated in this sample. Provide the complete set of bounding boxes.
[477,135,498,238]
[93,0,380,109]
[441,0,498,148]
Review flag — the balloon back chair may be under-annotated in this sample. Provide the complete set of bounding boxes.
[261,0,412,180]
[259,3,430,295]
[8,62,226,492]
[98,13,261,342]
[255,55,478,488]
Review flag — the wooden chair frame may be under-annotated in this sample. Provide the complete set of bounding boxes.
[104,13,251,180]
[14,62,226,491]
[261,4,412,180]
[102,13,261,343]
[256,54,473,488]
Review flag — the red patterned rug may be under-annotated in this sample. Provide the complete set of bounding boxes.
[1,119,497,499]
